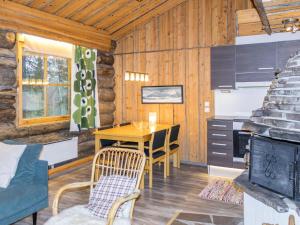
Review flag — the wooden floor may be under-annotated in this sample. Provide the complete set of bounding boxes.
[15,164,243,225]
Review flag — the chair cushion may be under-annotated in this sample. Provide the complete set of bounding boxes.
[170,143,179,151]
[0,183,47,221]
[144,149,165,159]
[86,175,136,219]
[45,205,131,225]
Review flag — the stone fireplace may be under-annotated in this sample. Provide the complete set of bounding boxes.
[243,50,300,197]
[249,135,300,200]
[244,51,300,142]
[235,51,300,225]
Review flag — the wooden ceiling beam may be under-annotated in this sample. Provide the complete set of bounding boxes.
[12,0,33,5]
[56,0,95,18]
[29,0,52,9]
[0,0,112,50]
[83,0,130,26]
[107,0,167,34]
[110,0,187,39]
[41,0,73,14]
[70,0,110,22]
[252,0,272,34]
[95,0,153,29]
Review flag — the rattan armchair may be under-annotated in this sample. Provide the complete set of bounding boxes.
[47,147,146,225]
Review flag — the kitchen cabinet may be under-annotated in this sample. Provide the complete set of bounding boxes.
[211,45,236,89]
[276,40,300,71]
[207,119,233,168]
[236,42,276,82]
[211,40,300,90]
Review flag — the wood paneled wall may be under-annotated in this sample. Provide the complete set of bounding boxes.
[114,0,252,163]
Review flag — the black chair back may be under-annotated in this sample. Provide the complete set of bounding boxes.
[120,122,131,127]
[99,125,117,147]
[152,129,167,150]
[169,124,180,143]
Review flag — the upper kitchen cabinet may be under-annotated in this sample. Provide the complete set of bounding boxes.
[211,45,236,89]
[277,40,300,71]
[236,43,276,82]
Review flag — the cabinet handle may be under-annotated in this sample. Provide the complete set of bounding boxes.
[212,152,227,156]
[212,133,227,137]
[258,67,274,70]
[212,124,227,128]
[218,85,233,88]
[212,143,227,146]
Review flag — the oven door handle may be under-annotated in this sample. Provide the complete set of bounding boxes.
[237,131,251,135]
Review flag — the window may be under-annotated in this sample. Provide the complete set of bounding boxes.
[18,41,71,126]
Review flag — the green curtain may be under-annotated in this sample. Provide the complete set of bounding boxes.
[70,46,100,131]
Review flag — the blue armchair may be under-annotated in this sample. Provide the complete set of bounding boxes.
[0,143,48,225]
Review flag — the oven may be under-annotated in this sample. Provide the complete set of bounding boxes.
[233,121,251,164]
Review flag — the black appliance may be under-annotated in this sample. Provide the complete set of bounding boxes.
[249,135,300,200]
[233,130,251,159]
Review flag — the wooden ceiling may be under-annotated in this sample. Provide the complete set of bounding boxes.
[7,0,186,40]
[237,0,300,36]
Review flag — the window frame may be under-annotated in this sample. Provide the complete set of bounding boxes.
[17,36,71,127]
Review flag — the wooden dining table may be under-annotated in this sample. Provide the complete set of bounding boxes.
[94,123,172,153]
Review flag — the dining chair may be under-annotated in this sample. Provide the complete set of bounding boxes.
[117,122,146,148]
[119,122,131,127]
[98,125,118,150]
[168,124,181,169]
[144,129,168,188]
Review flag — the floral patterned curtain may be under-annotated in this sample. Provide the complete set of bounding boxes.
[70,46,100,131]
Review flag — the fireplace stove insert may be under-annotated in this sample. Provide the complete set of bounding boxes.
[249,135,300,200]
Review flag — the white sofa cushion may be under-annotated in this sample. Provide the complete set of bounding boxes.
[86,175,137,218]
[44,205,131,225]
[0,142,26,188]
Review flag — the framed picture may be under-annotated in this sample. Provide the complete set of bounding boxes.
[141,85,184,104]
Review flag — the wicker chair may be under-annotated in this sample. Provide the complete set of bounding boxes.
[45,147,146,225]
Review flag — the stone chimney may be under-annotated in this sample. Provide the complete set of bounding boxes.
[244,51,300,142]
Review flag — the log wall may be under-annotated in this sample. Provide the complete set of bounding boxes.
[0,29,116,159]
[114,0,253,164]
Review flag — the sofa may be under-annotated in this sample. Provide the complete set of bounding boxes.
[0,142,48,225]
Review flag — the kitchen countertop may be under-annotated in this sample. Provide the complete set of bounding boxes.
[208,115,250,122]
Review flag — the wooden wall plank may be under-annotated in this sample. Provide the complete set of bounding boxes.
[135,52,146,122]
[186,0,199,48]
[158,10,174,50]
[134,25,146,53]
[211,0,228,46]
[173,2,186,49]
[145,18,159,52]
[113,0,250,163]
[199,0,212,47]
[198,48,214,163]
[186,49,200,161]
[173,50,187,161]
[143,52,160,121]
[114,54,123,124]
[158,51,174,124]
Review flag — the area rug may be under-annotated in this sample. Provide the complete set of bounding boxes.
[199,179,243,205]
[167,211,243,225]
